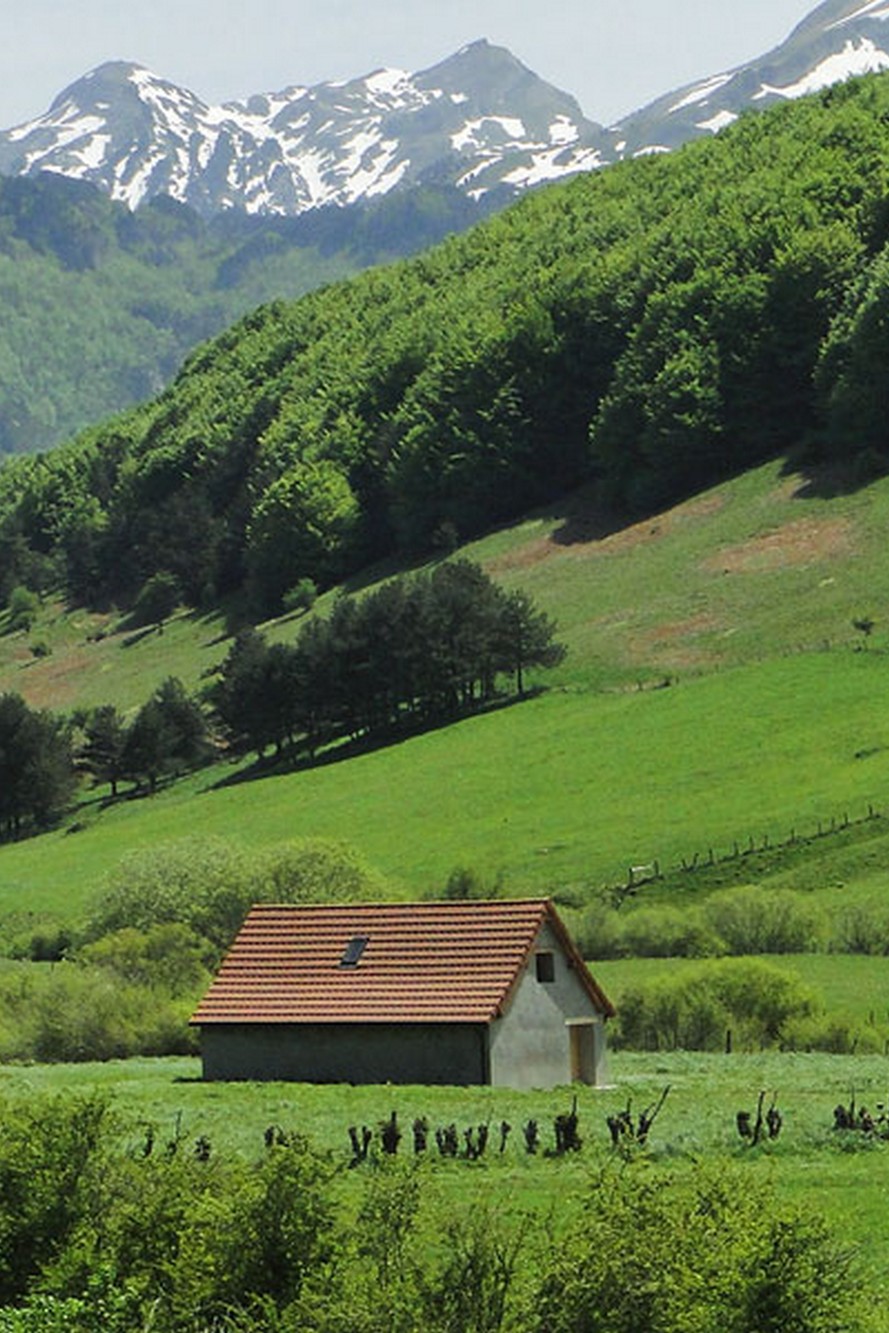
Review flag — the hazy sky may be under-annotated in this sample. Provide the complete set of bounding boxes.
[0,0,821,129]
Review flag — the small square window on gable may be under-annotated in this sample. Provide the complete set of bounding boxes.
[340,935,369,968]
[535,951,555,983]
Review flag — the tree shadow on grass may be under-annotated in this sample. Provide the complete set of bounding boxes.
[540,453,889,552]
[120,625,161,648]
[780,452,889,501]
[547,486,637,547]
[207,688,545,794]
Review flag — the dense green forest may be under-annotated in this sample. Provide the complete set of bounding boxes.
[0,174,487,456]
[5,72,889,615]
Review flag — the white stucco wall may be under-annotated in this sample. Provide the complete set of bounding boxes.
[488,921,609,1089]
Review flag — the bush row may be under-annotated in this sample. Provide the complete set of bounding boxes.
[611,958,886,1055]
[0,1093,866,1333]
[570,884,889,960]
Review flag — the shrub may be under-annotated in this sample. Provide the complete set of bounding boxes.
[440,866,503,901]
[250,838,389,909]
[616,971,729,1051]
[703,885,825,954]
[282,577,318,614]
[87,835,391,955]
[78,923,215,995]
[5,586,39,634]
[569,901,627,960]
[84,836,251,948]
[0,1094,111,1306]
[831,897,889,954]
[24,967,197,1062]
[172,1141,336,1322]
[619,904,722,958]
[573,901,720,962]
[712,958,818,1044]
[614,958,818,1051]
[534,1162,864,1333]
[782,1012,886,1055]
[0,966,197,1063]
[8,922,73,962]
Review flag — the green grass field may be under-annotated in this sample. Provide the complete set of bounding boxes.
[4,1048,889,1318]
[1,648,889,919]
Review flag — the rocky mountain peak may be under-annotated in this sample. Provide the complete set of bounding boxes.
[4,4,889,217]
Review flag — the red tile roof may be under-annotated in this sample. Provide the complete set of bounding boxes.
[191,898,614,1026]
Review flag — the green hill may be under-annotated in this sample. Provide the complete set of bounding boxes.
[4,457,889,920]
[5,71,889,616]
[7,73,889,922]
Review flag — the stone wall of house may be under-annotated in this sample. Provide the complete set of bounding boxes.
[199,1021,487,1084]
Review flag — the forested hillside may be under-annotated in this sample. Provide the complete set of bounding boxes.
[0,174,485,456]
[4,72,889,615]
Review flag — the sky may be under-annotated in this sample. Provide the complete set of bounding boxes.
[0,0,822,129]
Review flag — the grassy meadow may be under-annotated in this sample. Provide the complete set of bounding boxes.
[1,649,889,917]
[3,458,889,1318]
[4,458,889,917]
[4,1049,889,1318]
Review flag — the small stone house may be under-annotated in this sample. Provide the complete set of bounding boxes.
[191,898,614,1088]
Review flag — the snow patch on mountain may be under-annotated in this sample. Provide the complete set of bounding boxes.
[502,144,605,189]
[451,116,526,151]
[696,110,738,133]
[669,74,733,114]
[549,116,579,146]
[754,37,889,99]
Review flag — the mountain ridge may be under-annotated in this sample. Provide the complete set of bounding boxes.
[0,42,609,217]
[3,2,889,216]
[613,0,889,153]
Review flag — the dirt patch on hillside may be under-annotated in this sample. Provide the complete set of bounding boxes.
[703,516,856,575]
[625,612,726,672]
[489,491,726,573]
[5,645,105,712]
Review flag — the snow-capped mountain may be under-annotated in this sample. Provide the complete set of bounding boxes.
[614,0,889,156]
[0,42,611,216]
[1,1,888,217]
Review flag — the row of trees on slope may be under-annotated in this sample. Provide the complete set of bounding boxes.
[213,559,563,758]
[0,561,563,839]
[5,75,889,615]
[0,678,208,838]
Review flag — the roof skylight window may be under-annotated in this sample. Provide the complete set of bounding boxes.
[340,935,369,967]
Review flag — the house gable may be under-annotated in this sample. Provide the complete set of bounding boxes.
[489,917,611,1088]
